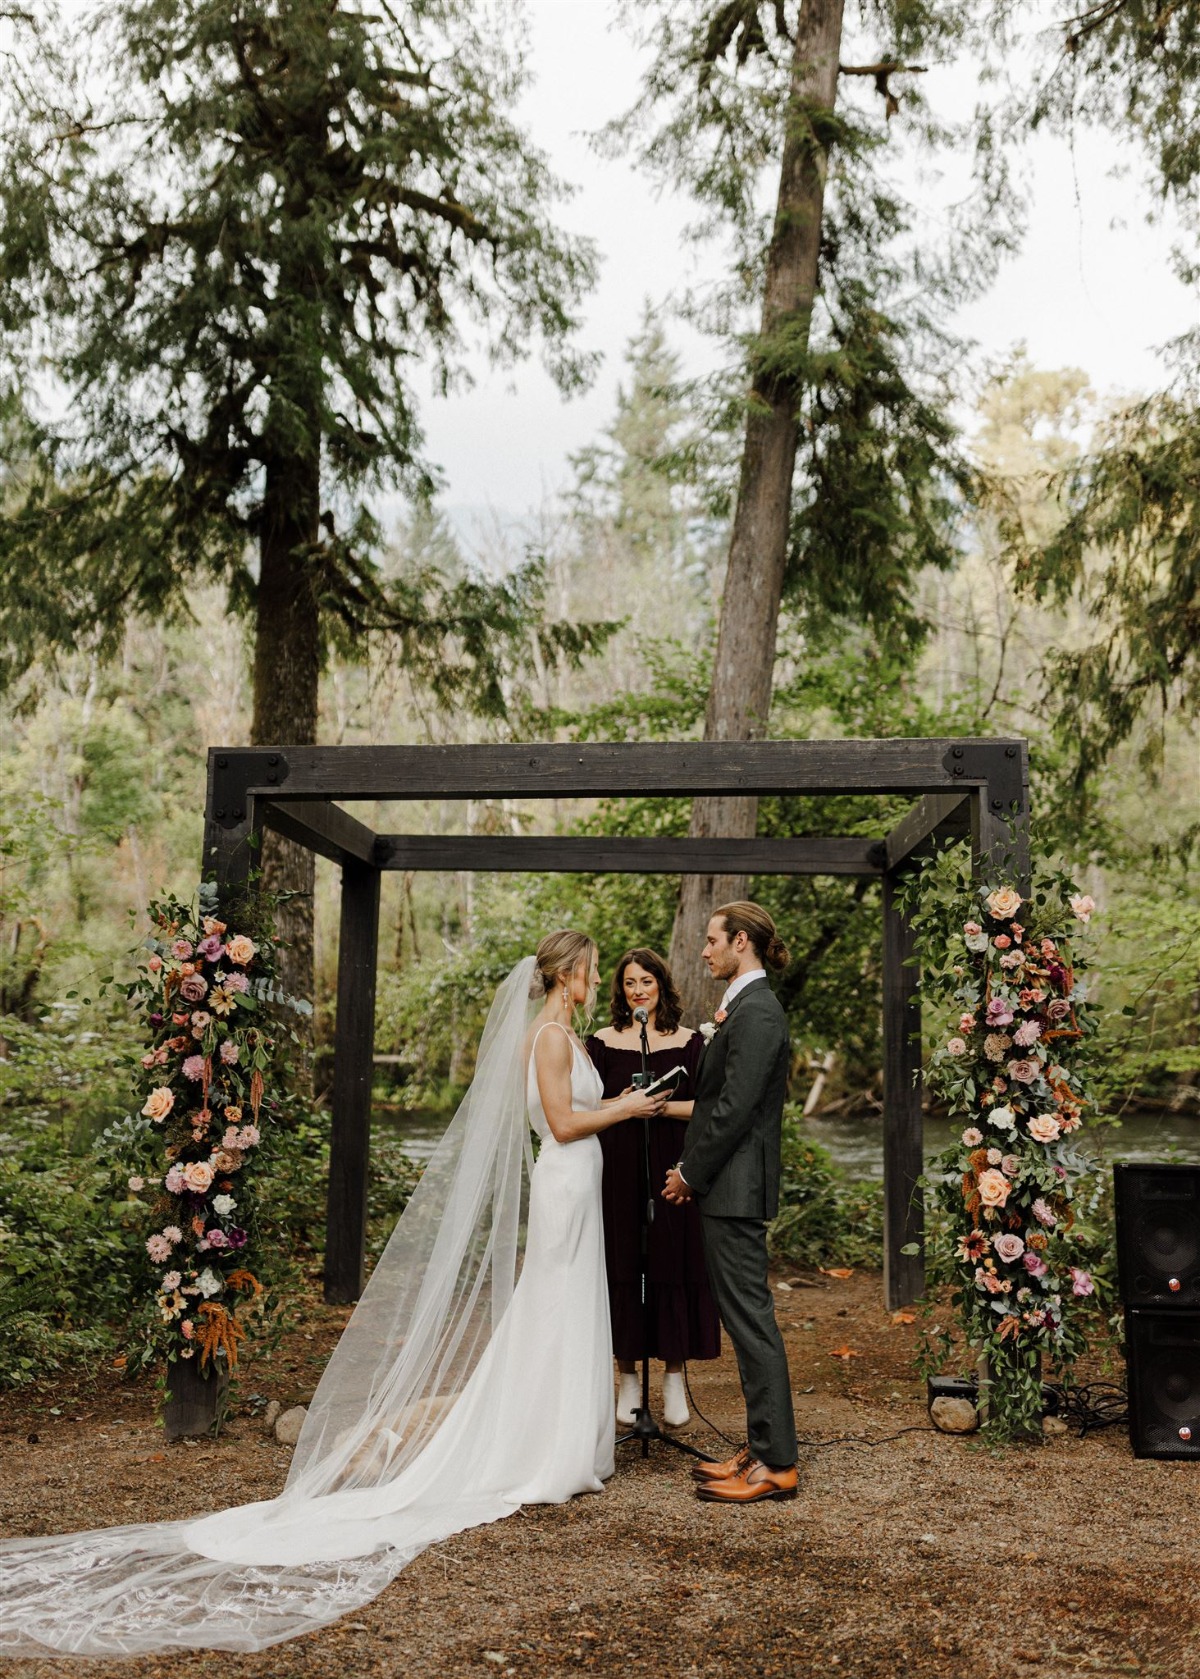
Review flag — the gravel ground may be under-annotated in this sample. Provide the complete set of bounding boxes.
[2,1269,1197,1679]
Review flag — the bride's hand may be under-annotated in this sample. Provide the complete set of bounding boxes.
[623,1086,667,1119]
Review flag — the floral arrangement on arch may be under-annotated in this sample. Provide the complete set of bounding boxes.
[917,866,1104,1436]
[127,882,278,1375]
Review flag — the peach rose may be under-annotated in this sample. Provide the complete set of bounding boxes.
[977,1168,1011,1208]
[985,886,1023,920]
[182,1161,215,1193]
[225,935,256,966]
[141,1086,175,1123]
[1028,1114,1061,1143]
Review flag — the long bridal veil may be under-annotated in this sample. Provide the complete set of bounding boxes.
[0,956,541,1656]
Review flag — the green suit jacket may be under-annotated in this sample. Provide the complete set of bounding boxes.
[680,977,790,1220]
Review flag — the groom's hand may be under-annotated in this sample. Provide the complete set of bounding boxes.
[662,1166,693,1204]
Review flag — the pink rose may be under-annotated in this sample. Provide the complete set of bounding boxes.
[1046,998,1071,1022]
[1028,1114,1061,1143]
[963,921,982,937]
[978,1168,1011,1208]
[141,1052,156,1070]
[1069,1267,1095,1297]
[993,1233,1025,1263]
[1070,894,1096,923]
[196,934,224,961]
[1032,1197,1057,1228]
[1007,1058,1039,1084]
[947,1037,967,1057]
[182,1161,214,1193]
[1023,1250,1049,1278]
[985,998,1014,1027]
[141,1086,175,1123]
[994,935,1011,950]
[180,974,208,1003]
[961,1127,983,1146]
[1001,1154,1020,1176]
[182,1054,206,1082]
[147,954,163,973]
[146,1234,172,1263]
[959,1014,976,1033]
[206,1229,231,1249]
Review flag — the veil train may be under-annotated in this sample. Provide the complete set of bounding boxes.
[0,957,544,1656]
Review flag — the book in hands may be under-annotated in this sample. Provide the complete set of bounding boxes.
[636,1065,687,1101]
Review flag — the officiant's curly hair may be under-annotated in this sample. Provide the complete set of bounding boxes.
[608,948,683,1035]
[715,901,790,971]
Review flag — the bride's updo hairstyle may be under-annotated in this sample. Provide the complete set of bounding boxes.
[529,929,599,1001]
[714,901,790,972]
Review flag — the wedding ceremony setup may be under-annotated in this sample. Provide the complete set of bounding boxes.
[1,0,1198,1671]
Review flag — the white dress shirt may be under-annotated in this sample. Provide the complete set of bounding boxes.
[718,967,767,1014]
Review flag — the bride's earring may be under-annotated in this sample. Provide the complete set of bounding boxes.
[562,984,570,1008]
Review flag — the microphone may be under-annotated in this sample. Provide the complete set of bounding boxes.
[633,1006,649,1025]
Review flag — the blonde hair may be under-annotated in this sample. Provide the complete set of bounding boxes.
[529,930,598,1001]
[714,901,790,972]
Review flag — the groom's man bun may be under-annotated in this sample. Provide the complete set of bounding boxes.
[715,901,790,972]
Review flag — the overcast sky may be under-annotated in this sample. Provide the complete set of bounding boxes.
[49,0,1200,523]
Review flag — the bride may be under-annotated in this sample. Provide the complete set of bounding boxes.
[0,930,665,1657]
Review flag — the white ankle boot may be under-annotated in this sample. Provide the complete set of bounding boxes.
[616,1371,641,1426]
[662,1371,689,1428]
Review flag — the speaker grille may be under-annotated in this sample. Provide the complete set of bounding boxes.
[1114,1164,1200,1307]
[1125,1308,1200,1459]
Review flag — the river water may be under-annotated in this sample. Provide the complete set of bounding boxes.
[374,1104,1200,1178]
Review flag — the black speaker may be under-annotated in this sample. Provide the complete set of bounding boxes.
[1125,1308,1200,1458]
[1114,1163,1200,1307]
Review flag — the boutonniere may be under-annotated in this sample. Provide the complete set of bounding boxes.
[699,1021,716,1043]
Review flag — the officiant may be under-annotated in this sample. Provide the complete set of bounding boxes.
[586,948,720,1430]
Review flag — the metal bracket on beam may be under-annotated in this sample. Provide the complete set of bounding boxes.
[209,750,290,829]
[941,741,1025,816]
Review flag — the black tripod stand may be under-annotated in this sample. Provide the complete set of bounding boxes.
[615,1012,710,1463]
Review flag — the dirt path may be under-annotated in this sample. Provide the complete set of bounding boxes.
[2,1270,1197,1679]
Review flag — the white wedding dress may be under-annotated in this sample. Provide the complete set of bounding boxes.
[0,963,615,1656]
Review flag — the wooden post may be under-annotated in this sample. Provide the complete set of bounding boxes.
[881,870,924,1310]
[324,858,382,1304]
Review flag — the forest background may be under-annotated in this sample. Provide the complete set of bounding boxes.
[0,0,1197,1384]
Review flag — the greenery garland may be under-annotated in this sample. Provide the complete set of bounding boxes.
[127,882,282,1376]
[911,859,1104,1438]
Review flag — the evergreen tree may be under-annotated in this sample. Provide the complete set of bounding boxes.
[0,0,606,996]
[606,0,1000,1015]
[983,1,1200,784]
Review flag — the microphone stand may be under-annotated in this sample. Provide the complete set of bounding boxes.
[616,1009,709,1463]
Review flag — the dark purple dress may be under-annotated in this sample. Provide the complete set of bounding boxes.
[584,1031,721,1364]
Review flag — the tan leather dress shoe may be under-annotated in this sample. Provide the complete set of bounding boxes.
[695,1458,799,1503]
[691,1445,752,1483]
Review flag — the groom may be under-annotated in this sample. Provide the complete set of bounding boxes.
[663,900,798,1503]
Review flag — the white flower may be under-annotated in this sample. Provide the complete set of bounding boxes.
[212,1193,236,1216]
[990,1105,1017,1132]
[196,1268,223,1298]
[698,1021,717,1043]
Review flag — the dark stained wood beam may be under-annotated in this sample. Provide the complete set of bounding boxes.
[372,834,887,876]
[881,871,924,1310]
[259,797,377,867]
[884,792,971,872]
[211,738,1028,803]
[324,860,382,1305]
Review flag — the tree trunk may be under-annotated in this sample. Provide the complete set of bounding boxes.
[669,0,846,1021]
[251,453,321,1017]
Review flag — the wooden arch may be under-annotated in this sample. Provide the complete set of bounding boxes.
[202,737,1029,1313]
